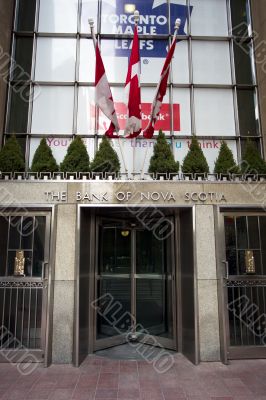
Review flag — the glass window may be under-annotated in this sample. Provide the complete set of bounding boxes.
[31,86,75,134]
[237,89,258,136]
[230,0,249,37]
[172,89,191,136]
[38,0,78,33]
[190,0,228,36]
[171,40,189,84]
[0,217,8,276]
[192,41,231,84]
[77,87,96,135]
[12,37,33,81]
[174,139,237,173]
[79,39,95,83]
[80,0,98,33]
[8,88,30,133]
[194,89,235,136]
[17,0,37,31]
[100,39,129,84]
[234,41,254,84]
[101,0,169,35]
[35,38,76,82]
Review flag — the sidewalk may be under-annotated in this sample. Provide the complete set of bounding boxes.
[0,354,266,400]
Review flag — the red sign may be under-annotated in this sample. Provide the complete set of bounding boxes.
[96,102,180,132]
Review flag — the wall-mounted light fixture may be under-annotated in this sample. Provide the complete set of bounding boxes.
[124,3,136,13]
[245,250,256,274]
[121,230,130,237]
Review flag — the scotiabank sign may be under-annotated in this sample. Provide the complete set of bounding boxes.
[98,103,180,131]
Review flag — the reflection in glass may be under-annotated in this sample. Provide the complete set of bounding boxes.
[236,216,248,249]
[0,217,8,276]
[8,89,30,133]
[97,279,131,339]
[230,0,249,37]
[234,42,254,84]
[13,38,34,80]
[237,90,258,136]
[100,227,131,274]
[17,0,37,31]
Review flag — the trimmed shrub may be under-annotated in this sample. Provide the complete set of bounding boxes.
[214,141,240,175]
[148,130,179,177]
[181,136,209,174]
[60,137,90,173]
[90,136,120,174]
[241,140,266,175]
[0,135,25,172]
[31,138,59,173]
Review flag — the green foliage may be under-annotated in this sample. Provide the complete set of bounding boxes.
[148,130,179,176]
[0,135,25,172]
[214,141,240,175]
[241,140,266,175]
[90,136,120,174]
[60,137,90,172]
[181,136,209,174]
[31,138,59,173]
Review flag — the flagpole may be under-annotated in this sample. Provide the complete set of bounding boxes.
[140,18,181,179]
[133,10,140,179]
[88,18,128,176]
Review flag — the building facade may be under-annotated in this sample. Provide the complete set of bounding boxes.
[0,0,266,366]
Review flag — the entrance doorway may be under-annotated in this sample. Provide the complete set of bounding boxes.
[94,217,176,351]
[76,207,198,366]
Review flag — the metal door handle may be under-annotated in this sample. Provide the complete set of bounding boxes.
[42,261,49,280]
[222,260,229,279]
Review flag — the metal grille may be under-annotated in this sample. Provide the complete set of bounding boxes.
[0,282,43,349]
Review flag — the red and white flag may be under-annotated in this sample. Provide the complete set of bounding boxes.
[143,26,179,139]
[124,25,142,138]
[95,43,120,138]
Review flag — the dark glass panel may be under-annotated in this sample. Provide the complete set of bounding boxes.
[259,217,266,275]
[8,216,21,249]
[236,216,248,249]
[32,216,45,277]
[8,88,29,133]
[17,0,37,31]
[96,278,131,339]
[13,37,34,80]
[224,216,236,248]
[100,226,131,274]
[233,41,253,84]
[21,217,34,249]
[237,90,258,136]
[0,217,8,276]
[136,230,165,274]
[248,216,260,249]
[230,0,249,37]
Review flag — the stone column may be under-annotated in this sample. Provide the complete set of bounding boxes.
[195,205,220,361]
[52,204,77,363]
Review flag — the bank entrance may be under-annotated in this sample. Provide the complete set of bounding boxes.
[76,207,197,365]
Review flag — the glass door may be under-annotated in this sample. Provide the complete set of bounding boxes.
[94,218,177,351]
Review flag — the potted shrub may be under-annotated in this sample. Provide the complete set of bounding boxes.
[148,130,179,179]
[241,140,266,175]
[90,136,120,175]
[214,141,240,176]
[60,137,90,173]
[31,138,59,173]
[0,135,25,173]
[181,136,209,178]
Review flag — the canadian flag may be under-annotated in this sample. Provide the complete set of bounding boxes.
[95,42,120,138]
[124,25,142,139]
[143,23,179,139]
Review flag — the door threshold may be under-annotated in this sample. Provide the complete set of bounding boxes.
[94,343,176,361]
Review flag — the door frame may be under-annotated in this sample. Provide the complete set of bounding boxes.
[216,207,266,362]
[93,215,178,352]
[0,207,55,366]
[75,205,199,366]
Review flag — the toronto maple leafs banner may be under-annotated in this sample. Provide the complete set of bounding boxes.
[84,0,192,58]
